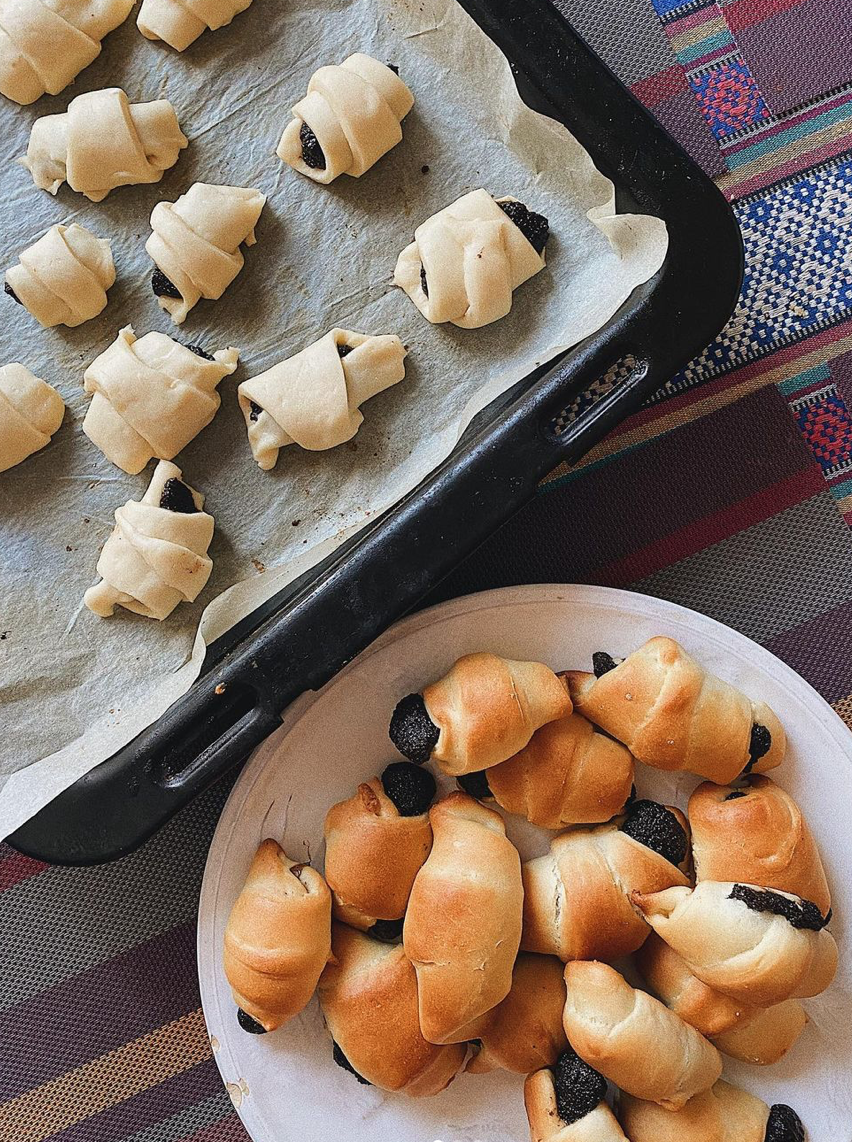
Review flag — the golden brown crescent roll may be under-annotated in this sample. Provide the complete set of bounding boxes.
[323,762,435,934]
[522,800,691,962]
[317,923,465,1096]
[619,1080,805,1142]
[463,953,567,1074]
[223,840,331,1033]
[389,652,572,775]
[689,776,830,917]
[633,881,837,1006]
[458,711,634,830]
[525,1049,628,1141]
[712,999,807,1065]
[562,961,722,1110]
[403,791,523,1043]
[565,638,785,784]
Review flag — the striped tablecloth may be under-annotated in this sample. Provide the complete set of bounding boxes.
[3,1,852,1138]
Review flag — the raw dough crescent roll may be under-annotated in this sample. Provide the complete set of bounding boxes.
[619,1081,805,1142]
[83,460,214,620]
[318,923,465,1096]
[238,328,406,466]
[21,87,188,202]
[277,53,413,184]
[689,776,830,916]
[562,961,722,1110]
[138,0,253,51]
[525,1050,628,1141]
[389,651,572,775]
[565,638,785,784]
[147,182,266,325]
[6,223,114,328]
[458,710,634,830]
[395,189,548,329]
[323,762,435,933]
[224,839,332,1033]
[0,0,134,105]
[0,363,64,473]
[522,800,691,962]
[633,881,838,1006]
[83,326,238,474]
[403,792,523,1044]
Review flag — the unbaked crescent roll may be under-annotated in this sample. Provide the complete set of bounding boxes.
[138,0,253,51]
[403,791,523,1044]
[83,460,214,620]
[5,223,114,328]
[565,638,785,784]
[525,1049,628,1141]
[323,762,435,934]
[0,0,134,105]
[238,328,406,467]
[389,651,572,775]
[147,182,266,325]
[562,961,722,1110]
[21,87,188,202]
[633,881,838,1007]
[522,800,691,962]
[277,53,413,184]
[224,839,332,1034]
[0,363,64,473]
[619,1080,805,1142]
[395,189,549,329]
[458,710,634,829]
[689,776,830,916]
[83,326,238,474]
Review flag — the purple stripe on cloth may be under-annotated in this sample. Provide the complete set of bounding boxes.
[831,349,852,408]
[181,1116,249,1142]
[647,86,727,175]
[0,922,200,1101]
[765,599,852,703]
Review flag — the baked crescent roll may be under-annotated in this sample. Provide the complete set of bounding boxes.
[389,652,572,775]
[21,87,188,202]
[147,182,266,325]
[394,189,548,329]
[565,638,785,784]
[5,222,114,328]
[277,53,413,184]
[463,953,567,1074]
[619,1080,805,1142]
[323,762,435,933]
[712,999,807,1065]
[633,881,838,1006]
[83,460,214,620]
[525,1049,628,1141]
[223,839,332,1033]
[522,800,691,962]
[238,328,406,466]
[318,923,465,1096]
[0,0,134,105]
[403,791,523,1044]
[138,0,253,51]
[562,961,722,1110]
[689,776,830,917]
[0,363,65,473]
[458,711,634,830]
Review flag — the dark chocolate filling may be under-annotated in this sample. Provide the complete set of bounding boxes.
[551,1047,607,1126]
[620,799,687,866]
[237,1008,267,1034]
[151,268,182,299]
[497,199,550,254]
[159,477,198,514]
[457,770,492,800]
[4,281,22,305]
[369,917,404,943]
[338,343,353,358]
[765,1104,805,1142]
[419,263,429,298]
[592,651,618,678]
[249,401,263,422]
[730,884,827,930]
[300,121,326,170]
[332,1041,371,1084]
[381,760,436,816]
[186,344,214,361]
[389,693,439,763]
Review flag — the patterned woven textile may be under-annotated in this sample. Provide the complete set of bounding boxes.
[3,1,852,1139]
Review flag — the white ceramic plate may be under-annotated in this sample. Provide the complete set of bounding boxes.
[198,584,852,1142]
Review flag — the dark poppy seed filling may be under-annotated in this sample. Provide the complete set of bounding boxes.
[551,1047,607,1126]
[620,799,687,866]
[249,401,262,422]
[389,693,439,763]
[592,651,618,678]
[381,760,436,816]
[497,199,550,255]
[765,1104,805,1142]
[4,281,22,305]
[730,884,826,930]
[159,477,199,514]
[300,121,326,169]
[743,722,772,774]
[151,267,182,299]
[369,917,404,942]
[337,343,353,358]
[186,344,214,361]
[237,1008,267,1034]
[387,63,399,74]
[626,783,637,805]
[332,1041,371,1084]
[725,789,748,800]
[419,263,429,298]
[457,770,492,800]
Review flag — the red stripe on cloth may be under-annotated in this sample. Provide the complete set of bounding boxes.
[722,132,852,199]
[630,64,685,107]
[0,849,48,893]
[666,6,721,33]
[180,1113,247,1142]
[725,0,807,33]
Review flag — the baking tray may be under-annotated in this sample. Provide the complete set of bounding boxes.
[8,0,743,865]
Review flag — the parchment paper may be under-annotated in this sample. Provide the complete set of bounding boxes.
[0,0,667,839]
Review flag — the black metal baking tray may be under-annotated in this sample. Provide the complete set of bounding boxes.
[8,0,743,864]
